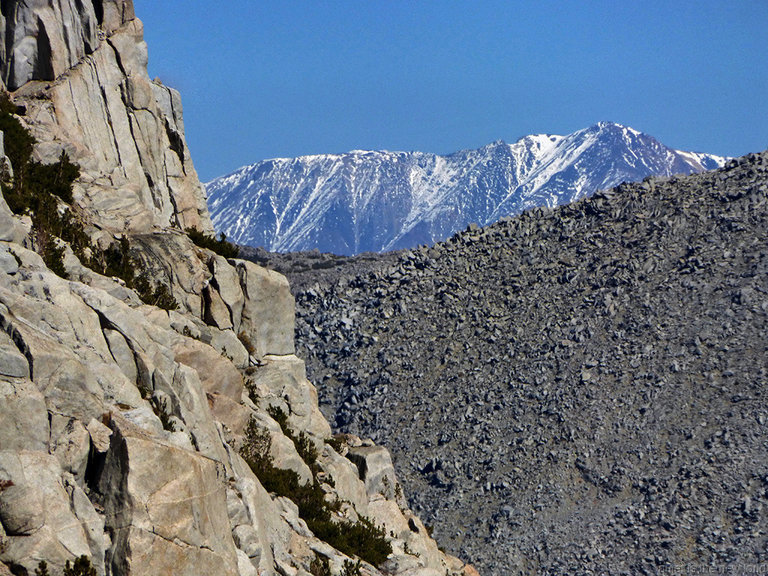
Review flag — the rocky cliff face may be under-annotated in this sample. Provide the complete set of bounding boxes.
[2,0,210,235]
[0,2,471,575]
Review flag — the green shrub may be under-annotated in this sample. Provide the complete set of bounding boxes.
[63,556,96,576]
[240,417,391,566]
[267,405,319,468]
[309,554,331,576]
[185,227,239,258]
[312,515,392,568]
[27,152,80,204]
[133,272,178,311]
[152,398,177,432]
[341,559,362,576]
[0,94,34,184]
[237,331,257,355]
[33,557,95,576]
[326,435,346,454]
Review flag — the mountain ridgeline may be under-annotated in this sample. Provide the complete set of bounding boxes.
[278,152,768,574]
[207,122,726,255]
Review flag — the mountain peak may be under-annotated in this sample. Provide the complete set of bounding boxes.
[207,126,728,255]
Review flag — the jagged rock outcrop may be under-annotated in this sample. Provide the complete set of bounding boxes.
[3,0,210,235]
[0,244,470,575]
[0,2,471,575]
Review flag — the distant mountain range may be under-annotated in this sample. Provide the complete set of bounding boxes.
[206,122,727,255]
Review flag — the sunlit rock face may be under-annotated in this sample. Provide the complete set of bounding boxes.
[0,2,474,575]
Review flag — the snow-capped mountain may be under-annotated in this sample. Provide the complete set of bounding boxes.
[206,122,727,255]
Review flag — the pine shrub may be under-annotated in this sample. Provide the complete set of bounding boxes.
[240,417,391,566]
[185,227,239,258]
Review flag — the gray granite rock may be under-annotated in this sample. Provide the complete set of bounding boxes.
[288,150,768,574]
[98,415,240,576]
[0,378,47,452]
[237,261,296,359]
[0,330,28,379]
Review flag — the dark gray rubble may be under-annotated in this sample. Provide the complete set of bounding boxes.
[272,152,768,575]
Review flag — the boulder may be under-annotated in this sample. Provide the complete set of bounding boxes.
[130,233,208,315]
[208,327,250,369]
[87,418,113,454]
[248,411,313,487]
[318,445,369,516]
[0,330,27,379]
[237,261,295,358]
[209,254,245,331]
[0,378,47,452]
[164,364,228,465]
[247,355,331,442]
[65,475,106,575]
[367,496,409,538]
[0,451,92,572]
[51,416,90,480]
[203,282,233,330]
[208,392,252,439]
[103,328,138,385]
[173,336,243,402]
[0,198,24,245]
[0,246,18,276]
[98,415,239,576]
[346,445,398,500]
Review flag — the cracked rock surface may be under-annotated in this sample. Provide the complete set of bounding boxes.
[0,2,470,575]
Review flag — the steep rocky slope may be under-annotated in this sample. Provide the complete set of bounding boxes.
[207,123,726,255]
[0,2,470,575]
[289,153,768,574]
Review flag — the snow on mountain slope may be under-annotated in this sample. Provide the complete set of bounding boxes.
[206,122,727,255]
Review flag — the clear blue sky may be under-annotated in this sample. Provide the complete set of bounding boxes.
[133,1,768,182]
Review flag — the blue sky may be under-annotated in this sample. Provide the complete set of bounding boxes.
[133,1,768,182]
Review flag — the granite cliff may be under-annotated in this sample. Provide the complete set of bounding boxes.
[0,2,472,575]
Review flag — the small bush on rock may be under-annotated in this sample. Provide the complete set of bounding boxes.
[309,554,331,576]
[240,417,391,566]
[63,557,96,576]
[185,227,239,258]
[32,557,95,576]
[341,559,362,576]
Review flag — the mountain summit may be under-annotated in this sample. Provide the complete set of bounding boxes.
[206,122,726,255]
